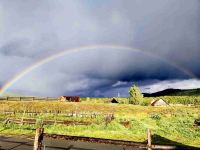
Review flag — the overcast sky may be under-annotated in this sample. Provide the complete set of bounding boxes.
[0,0,200,97]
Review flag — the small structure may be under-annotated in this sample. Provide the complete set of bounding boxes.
[111,98,119,103]
[194,119,200,126]
[59,96,80,102]
[150,98,168,106]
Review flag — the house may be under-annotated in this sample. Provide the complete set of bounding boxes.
[59,96,80,102]
[111,98,119,103]
[150,98,168,106]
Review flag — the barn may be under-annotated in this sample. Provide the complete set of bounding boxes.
[150,99,168,106]
[59,96,80,102]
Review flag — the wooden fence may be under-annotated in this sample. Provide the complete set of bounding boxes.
[2,111,104,118]
[0,96,58,101]
[33,128,179,150]
[4,118,92,126]
[2,117,193,149]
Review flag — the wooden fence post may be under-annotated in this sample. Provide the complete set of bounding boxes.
[147,128,152,150]
[20,118,24,126]
[34,128,44,150]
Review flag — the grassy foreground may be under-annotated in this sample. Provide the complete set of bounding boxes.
[0,101,200,148]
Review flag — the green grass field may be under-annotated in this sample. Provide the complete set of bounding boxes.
[0,101,200,148]
[82,96,200,105]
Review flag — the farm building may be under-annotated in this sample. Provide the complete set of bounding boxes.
[59,96,80,102]
[150,98,168,106]
[111,98,119,103]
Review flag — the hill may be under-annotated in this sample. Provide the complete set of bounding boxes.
[143,88,200,97]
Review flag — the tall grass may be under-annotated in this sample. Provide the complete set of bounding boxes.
[0,101,200,147]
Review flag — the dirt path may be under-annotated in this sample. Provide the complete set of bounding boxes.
[0,136,144,150]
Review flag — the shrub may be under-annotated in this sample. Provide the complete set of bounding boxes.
[36,119,43,128]
[150,113,161,120]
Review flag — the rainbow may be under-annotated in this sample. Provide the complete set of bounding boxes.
[0,44,196,95]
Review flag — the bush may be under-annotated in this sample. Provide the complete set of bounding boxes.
[36,119,43,128]
[150,113,161,120]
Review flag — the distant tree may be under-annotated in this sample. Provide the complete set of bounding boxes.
[129,85,144,105]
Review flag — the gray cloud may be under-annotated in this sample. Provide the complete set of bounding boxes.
[0,0,200,97]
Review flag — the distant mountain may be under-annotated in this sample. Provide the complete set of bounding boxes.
[143,88,200,97]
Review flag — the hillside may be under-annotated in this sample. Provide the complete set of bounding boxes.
[143,88,200,97]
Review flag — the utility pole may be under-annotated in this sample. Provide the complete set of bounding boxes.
[117,92,120,98]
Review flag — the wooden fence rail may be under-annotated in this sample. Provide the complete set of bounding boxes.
[4,118,92,126]
[1,111,104,118]
[0,96,58,101]
[34,128,147,150]
[33,128,180,150]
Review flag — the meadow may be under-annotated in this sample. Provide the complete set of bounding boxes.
[82,96,200,105]
[0,100,200,148]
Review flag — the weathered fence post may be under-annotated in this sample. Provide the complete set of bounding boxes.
[34,128,44,150]
[3,118,10,125]
[147,128,152,150]
[20,117,24,126]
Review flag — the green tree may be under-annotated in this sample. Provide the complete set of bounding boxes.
[129,85,144,105]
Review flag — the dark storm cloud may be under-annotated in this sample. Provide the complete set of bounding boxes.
[0,0,200,96]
